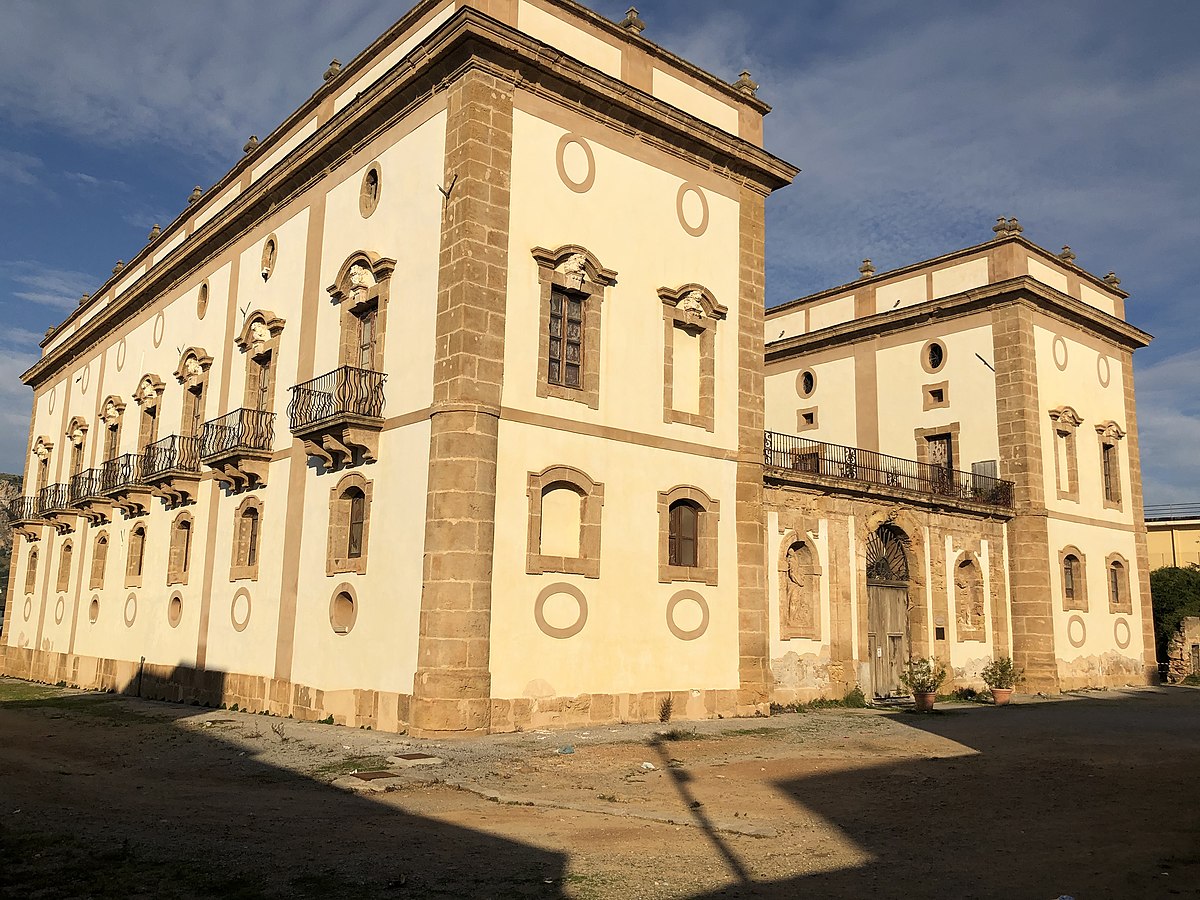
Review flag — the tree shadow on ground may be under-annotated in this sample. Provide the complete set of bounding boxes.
[0,669,567,899]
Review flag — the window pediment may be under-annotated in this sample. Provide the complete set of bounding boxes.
[66,417,89,447]
[133,374,166,408]
[235,311,286,357]
[327,252,396,310]
[531,245,618,288]
[1095,420,1126,440]
[100,396,126,427]
[1049,406,1084,430]
[658,283,728,332]
[174,348,214,388]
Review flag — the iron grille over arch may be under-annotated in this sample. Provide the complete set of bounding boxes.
[866,524,909,584]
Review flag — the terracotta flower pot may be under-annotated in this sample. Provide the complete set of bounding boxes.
[913,691,936,712]
[990,688,1014,706]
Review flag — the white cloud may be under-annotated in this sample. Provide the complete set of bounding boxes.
[0,261,97,311]
[0,148,45,189]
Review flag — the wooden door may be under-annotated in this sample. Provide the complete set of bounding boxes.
[867,584,909,697]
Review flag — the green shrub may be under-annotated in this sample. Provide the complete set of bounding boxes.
[980,656,1022,689]
[900,657,947,694]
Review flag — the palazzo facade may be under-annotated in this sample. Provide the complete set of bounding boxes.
[0,0,1155,734]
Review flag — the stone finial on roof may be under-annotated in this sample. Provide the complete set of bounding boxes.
[859,259,875,278]
[147,224,161,242]
[112,260,124,275]
[992,216,1023,238]
[1059,245,1076,264]
[734,71,759,98]
[44,326,55,339]
[79,293,90,306]
[1104,272,1121,287]
[189,186,203,204]
[243,135,259,154]
[620,7,645,34]
[323,59,342,82]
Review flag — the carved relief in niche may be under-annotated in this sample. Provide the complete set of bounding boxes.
[779,530,821,640]
[955,556,986,641]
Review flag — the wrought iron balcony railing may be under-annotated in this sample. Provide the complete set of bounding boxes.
[764,431,1015,511]
[200,408,275,460]
[37,483,72,515]
[287,365,387,432]
[100,453,146,494]
[7,495,38,522]
[142,434,202,480]
[69,468,107,506]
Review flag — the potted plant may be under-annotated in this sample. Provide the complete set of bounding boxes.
[980,656,1022,706]
[900,657,947,712]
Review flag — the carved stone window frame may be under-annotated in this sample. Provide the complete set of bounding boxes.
[327,252,396,373]
[659,283,727,432]
[125,523,147,589]
[1050,406,1083,503]
[133,374,166,450]
[25,547,38,595]
[1106,552,1132,614]
[168,511,194,586]
[66,417,89,477]
[1095,420,1126,511]
[913,423,962,471]
[235,311,286,413]
[658,485,720,586]
[100,396,126,461]
[90,531,108,590]
[174,348,214,437]
[526,465,605,579]
[327,471,373,576]
[32,436,54,493]
[778,529,821,640]
[922,381,950,411]
[260,234,278,281]
[532,245,617,410]
[230,495,263,582]
[56,539,73,594]
[1059,544,1088,612]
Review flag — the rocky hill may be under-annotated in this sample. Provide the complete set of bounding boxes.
[0,473,22,601]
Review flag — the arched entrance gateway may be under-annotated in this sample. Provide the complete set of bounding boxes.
[866,524,911,698]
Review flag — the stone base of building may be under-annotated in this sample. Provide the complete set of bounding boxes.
[0,644,411,732]
[0,644,747,734]
[1056,652,1157,692]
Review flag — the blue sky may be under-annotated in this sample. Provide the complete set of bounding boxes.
[0,1,1196,504]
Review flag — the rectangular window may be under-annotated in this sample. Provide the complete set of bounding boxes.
[104,425,120,461]
[548,288,583,389]
[358,308,378,370]
[668,503,699,568]
[1102,442,1119,502]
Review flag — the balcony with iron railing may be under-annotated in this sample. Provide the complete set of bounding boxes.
[7,494,39,524]
[764,431,1015,513]
[200,407,275,489]
[100,452,153,517]
[69,467,112,524]
[288,365,387,468]
[142,434,203,506]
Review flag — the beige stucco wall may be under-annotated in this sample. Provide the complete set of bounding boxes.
[490,421,740,699]
[504,104,741,447]
[764,352,857,446]
[517,0,622,78]
[1148,520,1200,569]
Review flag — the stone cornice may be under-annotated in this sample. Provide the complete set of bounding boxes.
[26,7,797,388]
[765,276,1152,365]
[768,234,1129,319]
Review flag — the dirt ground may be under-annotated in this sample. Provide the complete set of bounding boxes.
[1,679,1199,899]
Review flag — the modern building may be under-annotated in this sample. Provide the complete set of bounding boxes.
[0,0,1156,735]
[1146,504,1200,569]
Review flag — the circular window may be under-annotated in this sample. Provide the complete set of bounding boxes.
[231,589,252,632]
[556,133,595,193]
[359,164,382,218]
[197,282,209,320]
[666,590,710,641]
[168,593,183,628]
[676,182,710,237]
[89,596,100,624]
[534,583,588,639]
[796,368,816,399]
[260,237,277,281]
[922,340,947,374]
[329,587,357,635]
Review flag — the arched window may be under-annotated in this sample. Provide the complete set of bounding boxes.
[25,548,38,595]
[168,515,193,585]
[525,465,604,579]
[658,486,720,586]
[126,525,146,588]
[669,501,700,568]
[1060,547,1087,612]
[90,532,108,589]
[1107,554,1132,613]
[56,541,73,593]
[327,475,372,576]
[231,498,263,580]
